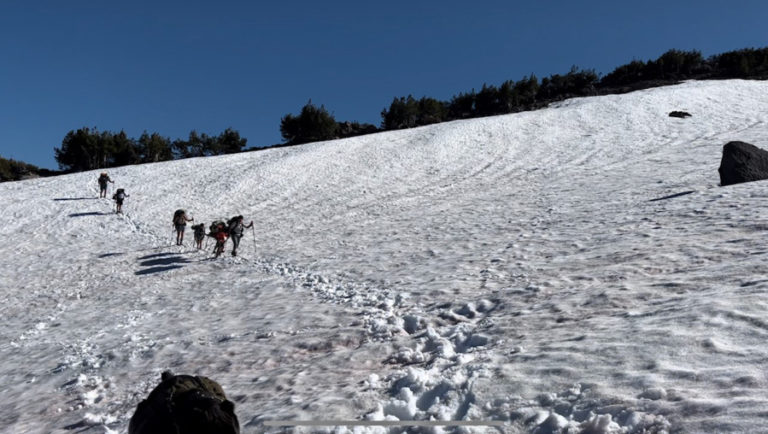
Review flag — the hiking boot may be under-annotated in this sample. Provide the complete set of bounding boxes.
[232,251,237,257]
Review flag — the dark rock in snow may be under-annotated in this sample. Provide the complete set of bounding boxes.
[719,141,768,186]
[669,111,692,118]
[129,371,239,434]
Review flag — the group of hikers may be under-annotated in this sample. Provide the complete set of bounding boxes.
[173,209,253,257]
[99,172,253,258]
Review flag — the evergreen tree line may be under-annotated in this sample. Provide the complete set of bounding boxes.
[54,127,247,172]
[0,156,56,182]
[3,46,767,182]
[283,47,768,143]
[279,101,378,146]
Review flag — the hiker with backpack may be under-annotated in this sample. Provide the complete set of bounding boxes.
[112,188,129,213]
[227,215,253,257]
[191,223,206,249]
[98,172,114,198]
[208,221,229,258]
[173,209,194,246]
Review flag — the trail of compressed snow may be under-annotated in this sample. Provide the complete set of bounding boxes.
[1,80,768,433]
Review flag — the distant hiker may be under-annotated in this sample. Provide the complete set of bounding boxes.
[209,221,229,258]
[173,209,194,246]
[98,172,114,198]
[191,223,206,249]
[128,371,240,434]
[227,215,253,257]
[112,188,129,213]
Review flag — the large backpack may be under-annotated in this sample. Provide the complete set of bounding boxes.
[192,223,205,238]
[173,209,186,225]
[227,216,242,234]
[209,220,226,235]
[113,188,125,200]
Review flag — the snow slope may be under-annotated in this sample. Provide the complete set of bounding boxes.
[2,80,768,433]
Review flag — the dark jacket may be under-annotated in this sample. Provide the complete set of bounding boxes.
[98,174,112,186]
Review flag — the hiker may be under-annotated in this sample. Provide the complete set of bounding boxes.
[112,188,129,213]
[173,209,194,246]
[209,221,229,258]
[128,371,240,434]
[98,172,114,198]
[227,215,253,257]
[191,223,206,249]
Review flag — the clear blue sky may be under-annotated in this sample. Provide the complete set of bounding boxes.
[1,0,766,169]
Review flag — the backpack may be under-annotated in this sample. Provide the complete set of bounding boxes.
[192,224,205,238]
[128,371,240,434]
[113,189,125,200]
[227,216,242,234]
[173,209,186,225]
[209,220,226,235]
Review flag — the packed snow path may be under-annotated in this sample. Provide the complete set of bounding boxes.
[1,80,768,433]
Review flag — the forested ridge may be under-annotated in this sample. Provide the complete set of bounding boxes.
[3,47,767,182]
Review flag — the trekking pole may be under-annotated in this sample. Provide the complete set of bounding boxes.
[251,226,257,256]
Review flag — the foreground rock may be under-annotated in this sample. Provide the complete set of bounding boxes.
[129,371,239,434]
[718,141,768,186]
[669,111,692,118]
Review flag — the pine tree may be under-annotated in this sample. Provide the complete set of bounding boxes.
[280,101,338,144]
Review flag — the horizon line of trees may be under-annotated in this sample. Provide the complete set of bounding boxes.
[2,46,767,182]
[0,156,58,182]
[53,127,247,172]
[282,47,768,144]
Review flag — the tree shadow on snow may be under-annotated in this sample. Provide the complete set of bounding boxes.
[68,211,111,217]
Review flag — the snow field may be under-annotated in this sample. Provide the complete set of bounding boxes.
[1,80,768,432]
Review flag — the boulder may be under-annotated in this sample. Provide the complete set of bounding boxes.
[669,111,692,118]
[719,141,768,186]
[129,371,239,434]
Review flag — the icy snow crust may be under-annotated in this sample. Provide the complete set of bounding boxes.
[1,80,768,433]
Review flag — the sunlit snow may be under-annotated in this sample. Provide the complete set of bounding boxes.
[2,80,768,433]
